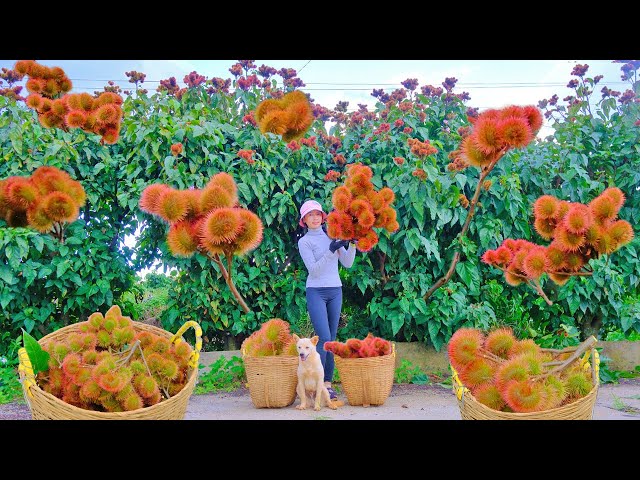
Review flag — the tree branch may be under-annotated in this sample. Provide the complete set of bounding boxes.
[208,252,251,314]
[423,152,505,301]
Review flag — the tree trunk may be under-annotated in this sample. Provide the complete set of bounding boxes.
[580,312,602,341]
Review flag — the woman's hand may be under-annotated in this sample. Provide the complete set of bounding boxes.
[329,239,350,253]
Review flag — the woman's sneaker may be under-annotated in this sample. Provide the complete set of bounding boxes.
[326,386,338,400]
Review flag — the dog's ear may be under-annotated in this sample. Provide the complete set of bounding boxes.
[292,334,300,343]
[311,336,319,346]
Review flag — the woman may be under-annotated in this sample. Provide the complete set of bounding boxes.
[297,199,356,400]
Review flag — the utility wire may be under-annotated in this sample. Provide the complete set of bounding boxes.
[62,78,630,87]
[298,61,311,74]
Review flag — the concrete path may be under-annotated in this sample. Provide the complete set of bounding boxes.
[184,378,640,420]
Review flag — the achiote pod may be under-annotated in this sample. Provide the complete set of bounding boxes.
[139,172,263,313]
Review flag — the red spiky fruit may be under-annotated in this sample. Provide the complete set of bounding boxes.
[447,328,485,373]
[484,328,516,359]
[503,380,547,412]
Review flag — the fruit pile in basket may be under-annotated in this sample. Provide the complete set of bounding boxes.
[448,327,595,413]
[28,305,194,412]
[323,333,392,358]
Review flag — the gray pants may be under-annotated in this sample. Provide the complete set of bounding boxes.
[305,287,342,383]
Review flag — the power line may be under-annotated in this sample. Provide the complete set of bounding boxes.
[61,78,630,87]
[298,61,311,74]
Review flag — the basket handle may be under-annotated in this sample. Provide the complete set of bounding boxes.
[170,320,203,369]
[17,347,36,399]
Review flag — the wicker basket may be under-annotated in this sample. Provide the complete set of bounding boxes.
[242,351,299,408]
[452,336,600,420]
[17,320,202,420]
[334,343,395,407]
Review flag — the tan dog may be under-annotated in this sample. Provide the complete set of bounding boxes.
[293,334,343,411]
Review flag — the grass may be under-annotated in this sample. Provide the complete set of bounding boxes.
[610,394,640,415]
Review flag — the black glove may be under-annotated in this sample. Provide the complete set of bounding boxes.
[329,239,350,253]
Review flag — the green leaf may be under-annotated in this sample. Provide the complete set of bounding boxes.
[237,182,252,202]
[567,295,580,316]
[22,329,50,376]
[414,298,427,314]
[57,262,69,277]
[0,265,17,284]
[455,262,480,295]
[0,292,14,309]
[390,313,404,336]
[32,235,44,253]
[38,265,53,279]
[427,319,440,346]
[94,162,105,175]
[403,236,414,256]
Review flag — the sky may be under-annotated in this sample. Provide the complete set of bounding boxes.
[0,59,632,276]
[0,59,631,137]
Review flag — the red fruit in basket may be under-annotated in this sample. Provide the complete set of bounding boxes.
[565,371,593,399]
[503,379,547,413]
[508,338,540,358]
[323,341,341,354]
[543,375,567,409]
[447,328,485,373]
[472,383,505,411]
[495,356,529,391]
[484,327,516,359]
[459,358,494,388]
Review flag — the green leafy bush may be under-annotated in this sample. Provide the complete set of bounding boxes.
[195,355,245,394]
[1,60,638,356]
[394,359,429,385]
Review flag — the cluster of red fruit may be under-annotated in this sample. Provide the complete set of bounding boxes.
[448,327,594,413]
[324,333,392,358]
[447,104,543,171]
[0,166,85,231]
[326,163,399,252]
[38,305,193,412]
[482,187,634,286]
[254,90,315,142]
[16,60,123,145]
[139,172,263,258]
[241,318,297,357]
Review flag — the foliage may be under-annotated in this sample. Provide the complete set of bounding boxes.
[1,60,638,356]
[22,328,49,375]
[597,350,640,384]
[289,311,315,338]
[141,272,174,290]
[0,334,23,404]
[394,359,430,384]
[604,328,640,342]
[195,355,245,394]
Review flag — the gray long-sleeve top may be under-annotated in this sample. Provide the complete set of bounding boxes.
[297,226,356,288]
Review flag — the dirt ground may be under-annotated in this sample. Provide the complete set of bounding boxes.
[2,378,640,420]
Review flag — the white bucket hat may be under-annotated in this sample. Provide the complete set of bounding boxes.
[299,200,327,227]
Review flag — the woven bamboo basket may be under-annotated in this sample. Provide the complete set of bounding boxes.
[17,320,202,420]
[452,336,600,420]
[334,343,395,407]
[242,350,299,408]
